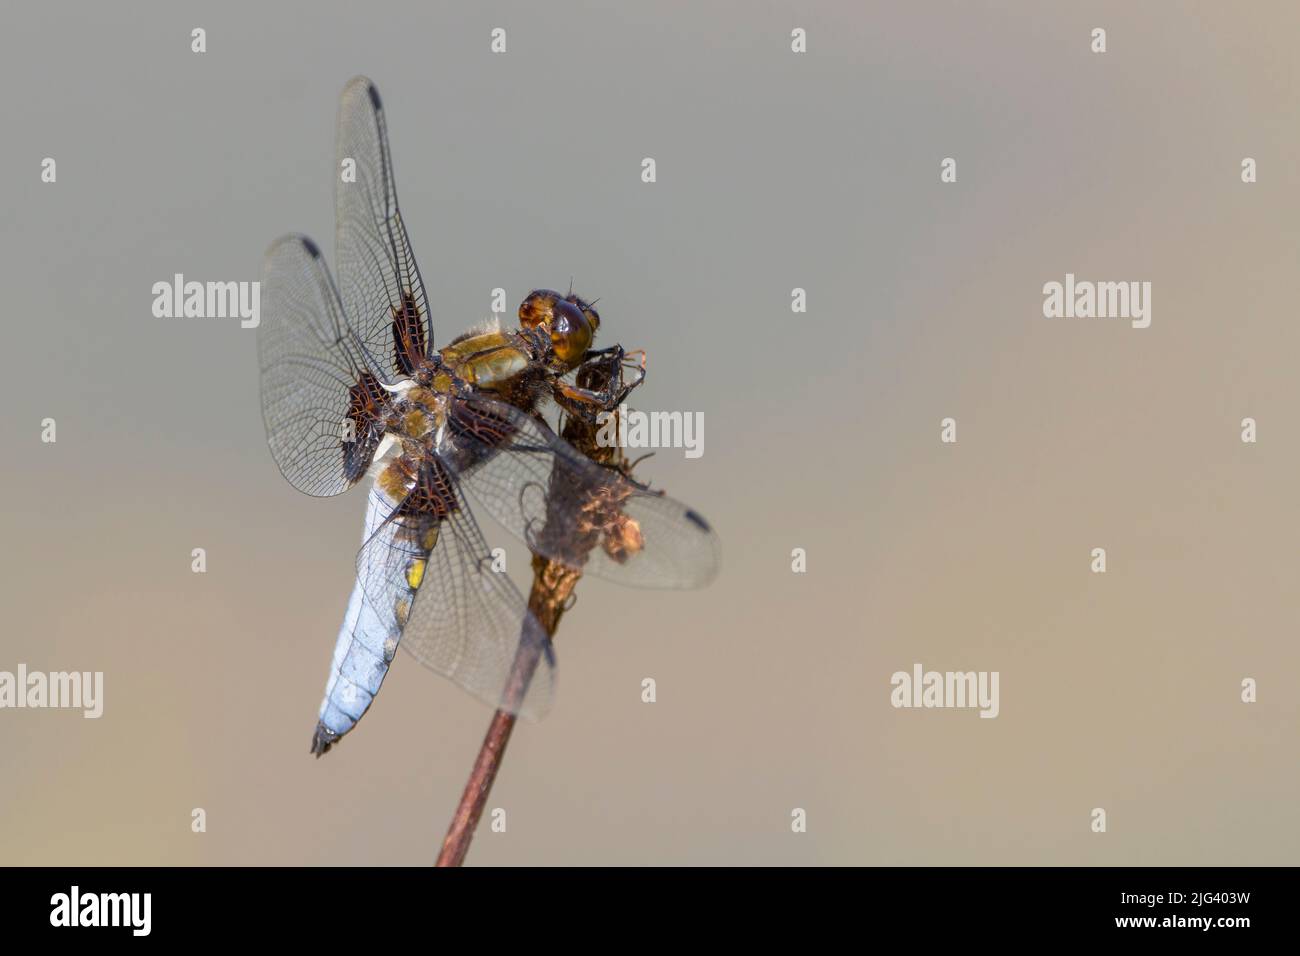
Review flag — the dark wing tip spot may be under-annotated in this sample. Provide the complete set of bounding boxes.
[684,509,711,533]
[367,83,383,110]
[301,236,322,258]
[310,721,338,757]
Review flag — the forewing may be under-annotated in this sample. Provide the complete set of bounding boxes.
[355,467,555,720]
[259,234,392,496]
[334,76,433,377]
[446,396,721,589]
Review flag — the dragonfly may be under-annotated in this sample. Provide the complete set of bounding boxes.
[258,77,720,757]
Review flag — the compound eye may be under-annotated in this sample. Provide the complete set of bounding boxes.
[519,289,561,329]
[566,294,601,332]
[550,299,593,366]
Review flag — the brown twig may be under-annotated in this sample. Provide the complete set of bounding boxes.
[436,355,629,867]
[434,555,580,867]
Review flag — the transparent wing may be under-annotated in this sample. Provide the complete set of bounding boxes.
[445,396,721,589]
[355,466,555,720]
[335,76,433,377]
[259,234,394,496]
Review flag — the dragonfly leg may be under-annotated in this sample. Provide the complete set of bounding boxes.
[554,346,646,417]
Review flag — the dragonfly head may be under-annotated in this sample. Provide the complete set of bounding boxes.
[519,289,601,369]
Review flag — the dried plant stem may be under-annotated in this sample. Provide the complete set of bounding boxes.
[437,357,627,867]
[434,556,581,867]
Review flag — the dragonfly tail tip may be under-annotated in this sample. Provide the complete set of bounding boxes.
[310,721,340,758]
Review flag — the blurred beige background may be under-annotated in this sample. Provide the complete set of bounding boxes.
[1,1,1297,865]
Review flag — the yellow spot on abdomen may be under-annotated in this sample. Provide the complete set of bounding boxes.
[406,559,427,590]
